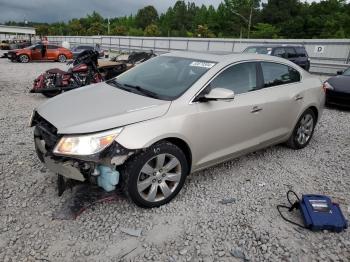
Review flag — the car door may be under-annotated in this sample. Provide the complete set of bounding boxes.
[295,47,309,69]
[285,47,298,65]
[254,62,303,146]
[191,62,266,168]
[46,45,55,60]
[31,45,43,60]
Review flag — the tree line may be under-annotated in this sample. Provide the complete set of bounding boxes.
[5,0,350,39]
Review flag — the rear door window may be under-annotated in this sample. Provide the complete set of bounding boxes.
[210,62,257,95]
[285,47,297,58]
[273,48,286,58]
[261,62,300,87]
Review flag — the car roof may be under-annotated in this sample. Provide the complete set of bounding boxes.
[162,51,291,64]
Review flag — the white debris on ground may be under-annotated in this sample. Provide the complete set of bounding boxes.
[0,51,349,261]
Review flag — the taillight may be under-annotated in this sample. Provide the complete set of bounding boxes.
[322,82,333,93]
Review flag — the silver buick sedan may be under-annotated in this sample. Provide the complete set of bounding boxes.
[31,51,325,207]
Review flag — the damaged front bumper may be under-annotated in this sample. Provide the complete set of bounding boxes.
[43,155,86,181]
[32,113,134,193]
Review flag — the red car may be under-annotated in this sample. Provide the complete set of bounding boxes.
[7,43,73,63]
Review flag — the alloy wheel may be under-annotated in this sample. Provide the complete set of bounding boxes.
[296,113,314,145]
[20,55,29,63]
[58,55,66,63]
[137,153,182,203]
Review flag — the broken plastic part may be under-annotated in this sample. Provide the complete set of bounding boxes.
[111,154,130,166]
[219,198,236,204]
[92,168,100,176]
[44,156,85,181]
[120,227,142,237]
[97,165,119,192]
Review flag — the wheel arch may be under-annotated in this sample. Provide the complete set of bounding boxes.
[287,104,320,141]
[308,106,319,123]
[162,137,192,172]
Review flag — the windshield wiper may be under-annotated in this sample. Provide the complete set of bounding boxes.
[107,79,127,90]
[124,84,160,99]
[107,79,160,99]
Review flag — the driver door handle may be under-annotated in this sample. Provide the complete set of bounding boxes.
[251,106,263,113]
[295,94,304,101]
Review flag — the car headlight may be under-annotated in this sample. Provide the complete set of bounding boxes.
[53,128,123,156]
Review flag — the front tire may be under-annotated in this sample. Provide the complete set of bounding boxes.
[18,54,29,63]
[42,90,62,98]
[121,141,189,208]
[286,109,316,149]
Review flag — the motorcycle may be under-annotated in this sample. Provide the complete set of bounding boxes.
[30,50,155,98]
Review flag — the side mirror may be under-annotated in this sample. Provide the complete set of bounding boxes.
[203,88,235,101]
[337,70,343,75]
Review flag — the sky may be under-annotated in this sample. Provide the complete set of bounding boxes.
[0,0,322,24]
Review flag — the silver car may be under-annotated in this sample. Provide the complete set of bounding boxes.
[31,51,325,208]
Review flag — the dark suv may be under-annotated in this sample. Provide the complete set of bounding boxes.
[243,45,310,71]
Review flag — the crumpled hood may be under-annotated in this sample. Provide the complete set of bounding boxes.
[36,82,171,134]
[328,75,350,93]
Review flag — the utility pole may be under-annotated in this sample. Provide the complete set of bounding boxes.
[228,0,254,39]
[248,5,253,39]
[108,17,110,35]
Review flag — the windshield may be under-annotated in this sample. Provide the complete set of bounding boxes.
[343,68,350,76]
[108,56,215,100]
[244,47,272,55]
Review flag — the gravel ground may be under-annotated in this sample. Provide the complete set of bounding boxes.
[0,52,349,262]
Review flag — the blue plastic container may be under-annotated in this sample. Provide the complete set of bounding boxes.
[97,165,119,192]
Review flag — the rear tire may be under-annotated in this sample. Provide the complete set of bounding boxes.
[121,141,189,208]
[304,61,310,71]
[18,54,29,63]
[286,109,316,150]
[58,54,67,63]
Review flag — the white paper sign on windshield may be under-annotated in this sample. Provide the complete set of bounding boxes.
[190,61,215,68]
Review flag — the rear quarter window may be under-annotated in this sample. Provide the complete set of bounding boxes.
[261,62,301,88]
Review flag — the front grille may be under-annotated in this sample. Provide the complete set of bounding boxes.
[33,113,60,152]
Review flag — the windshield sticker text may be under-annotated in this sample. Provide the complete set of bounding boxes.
[190,62,215,68]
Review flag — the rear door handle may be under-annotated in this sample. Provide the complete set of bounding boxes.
[251,106,263,113]
[295,95,304,101]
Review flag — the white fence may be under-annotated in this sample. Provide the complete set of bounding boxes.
[43,36,350,74]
